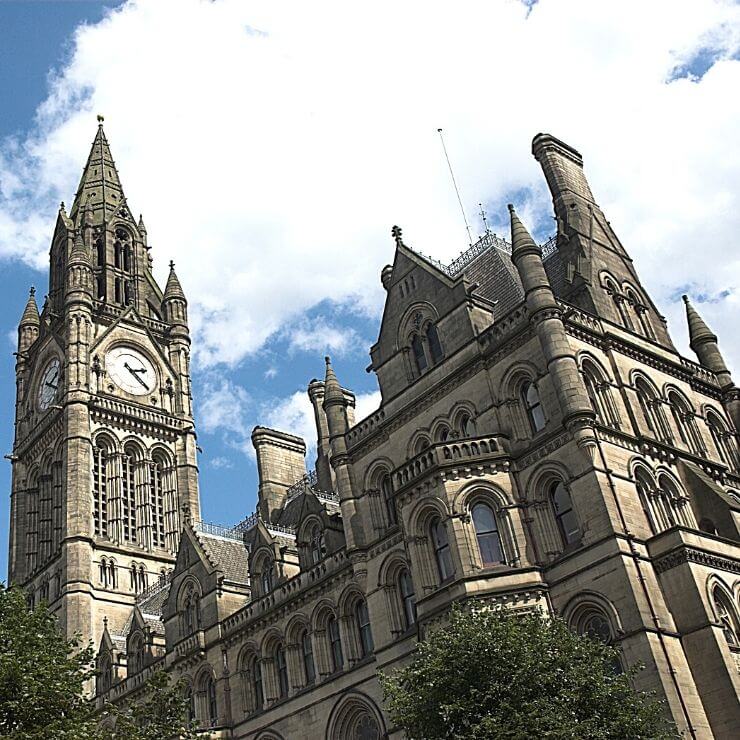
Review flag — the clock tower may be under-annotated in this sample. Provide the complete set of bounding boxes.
[7,119,200,647]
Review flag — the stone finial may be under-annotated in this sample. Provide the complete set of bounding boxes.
[97,114,105,125]
[391,225,404,248]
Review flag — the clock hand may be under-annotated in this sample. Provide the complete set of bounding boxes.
[45,381,58,389]
[124,362,150,390]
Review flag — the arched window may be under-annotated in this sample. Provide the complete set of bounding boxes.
[150,456,166,549]
[604,277,632,330]
[275,644,289,698]
[430,517,454,581]
[183,685,195,724]
[121,444,138,543]
[635,379,670,442]
[182,585,200,635]
[459,413,473,438]
[251,658,263,712]
[380,474,397,526]
[581,360,620,429]
[635,468,659,534]
[98,656,112,694]
[309,525,324,565]
[96,238,105,267]
[572,607,623,674]
[713,588,740,647]
[550,482,580,547]
[471,502,505,566]
[414,436,431,455]
[301,629,316,685]
[354,599,374,658]
[398,569,416,629]
[198,673,217,726]
[411,334,427,375]
[258,557,274,595]
[699,518,717,535]
[667,391,704,455]
[327,615,343,672]
[436,425,450,442]
[426,323,444,365]
[129,635,144,676]
[522,381,546,433]
[625,288,654,339]
[99,557,117,589]
[706,411,739,470]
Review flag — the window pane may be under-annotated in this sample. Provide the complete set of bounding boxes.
[472,503,496,533]
[426,324,444,364]
[411,334,427,373]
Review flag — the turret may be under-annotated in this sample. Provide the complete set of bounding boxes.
[17,287,40,353]
[509,204,596,457]
[162,261,189,333]
[683,294,740,431]
[323,357,364,550]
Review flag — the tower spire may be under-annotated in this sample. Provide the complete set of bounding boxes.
[70,117,129,224]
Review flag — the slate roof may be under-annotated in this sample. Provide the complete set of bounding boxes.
[192,529,250,583]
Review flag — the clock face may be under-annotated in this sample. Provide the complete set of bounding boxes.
[37,358,61,411]
[106,346,156,396]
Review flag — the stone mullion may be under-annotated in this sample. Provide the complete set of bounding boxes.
[366,488,383,534]
[532,500,562,561]
[499,508,521,566]
[340,614,360,665]
[261,657,278,705]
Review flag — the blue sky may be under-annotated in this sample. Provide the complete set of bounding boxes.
[1,0,740,579]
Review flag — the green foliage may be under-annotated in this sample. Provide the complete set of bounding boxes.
[380,605,678,740]
[99,671,201,740]
[0,584,97,740]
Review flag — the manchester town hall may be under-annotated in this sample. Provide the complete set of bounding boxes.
[7,121,740,738]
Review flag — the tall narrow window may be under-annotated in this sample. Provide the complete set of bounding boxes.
[426,324,444,365]
[635,379,670,442]
[472,502,504,565]
[411,334,427,375]
[121,447,137,542]
[430,517,454,581]
[38,470,52,563]
[275,644,289,698]
[259,559,273,595]
[96,238,105,267]
[459,413,473,438]
[551,482,580,547]
[251,658,263,712]
[206,675,218,725]
[398,569,416,629]
[150,457,166,549]
[355,599,374,658]
[93,445,108,538]
[301,629,316,685]
[713,589,740,647]
[328,616,343,672]
[522,381,546,433]
[707,412,740,470]
[668,392,704,455]
[381,474,396,526]
[309,525,323,565]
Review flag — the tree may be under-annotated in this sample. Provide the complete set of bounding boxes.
[0,584,97,739]
[380,605,677,739]
[99,671,201,740]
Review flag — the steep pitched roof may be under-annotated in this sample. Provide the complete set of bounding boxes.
[70,119,131,224]
[191,527,250,584]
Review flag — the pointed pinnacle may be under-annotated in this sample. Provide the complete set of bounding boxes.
[391,225,404,248]
[682,294,717,348]
[20,287,40,326]
[508,203,539,261]
[138,213,147,232]
[163,261,185,301]
[324,355,343,401]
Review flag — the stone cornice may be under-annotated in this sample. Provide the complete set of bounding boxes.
[653,546,740,576]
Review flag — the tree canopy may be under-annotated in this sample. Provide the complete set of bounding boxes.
[0,584,96,739]
[380,604,677,739]
[0,584,201,739]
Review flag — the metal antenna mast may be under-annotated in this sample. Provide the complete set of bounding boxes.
[437,128,473,246]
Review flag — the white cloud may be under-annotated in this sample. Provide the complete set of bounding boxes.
[208,455,233,470]
[1,0,740,370]
[262,391,317,459]
[284,314,365,357]
[198,377,252,455]
[355,390,382,424]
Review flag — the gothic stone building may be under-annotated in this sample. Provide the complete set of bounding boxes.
[8,123,740,739]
